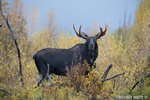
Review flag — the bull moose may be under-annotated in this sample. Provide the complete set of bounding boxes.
[33,24,107,87]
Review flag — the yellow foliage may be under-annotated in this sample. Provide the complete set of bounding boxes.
[0,0,150,99]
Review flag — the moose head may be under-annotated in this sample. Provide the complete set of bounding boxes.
[73,24,107,50]
[73,24,107,65]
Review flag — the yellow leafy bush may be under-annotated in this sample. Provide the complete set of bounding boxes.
[0,0,150,99]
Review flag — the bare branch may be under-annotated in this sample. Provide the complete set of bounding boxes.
[129,73,150,94]
[0,2,15,40]
[0,0,24,86]
[113,79,116,89]
[101,64,112,80]
[94,64,124,84]
[101,72,125,82]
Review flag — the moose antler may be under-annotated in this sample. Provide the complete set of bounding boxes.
[96,23,108,39]
[73,24,87,39]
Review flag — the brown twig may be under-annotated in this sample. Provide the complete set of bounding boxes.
[101,64,112,80]
[0,0,24,86]
[101,72,125,82]
[129,73,150,94]
[113,79,116,89]
[94,64,125,84]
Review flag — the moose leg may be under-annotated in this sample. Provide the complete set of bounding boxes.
[40,75,53,86]
[35,63,52,88]
[35,70,49,87]
[40,63,53,86]
[47,75,53,85]
[36,74,49,88]
[37,73,43,86]
[46,63,53,85]
[35,74,45,88]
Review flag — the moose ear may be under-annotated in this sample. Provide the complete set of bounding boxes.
[81,32,88,38]
[95,32,101,38]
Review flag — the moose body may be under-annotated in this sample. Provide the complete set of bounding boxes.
[33,24,107,87]
[33,44,97,76]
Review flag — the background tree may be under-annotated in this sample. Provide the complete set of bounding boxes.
[0,0,27,86]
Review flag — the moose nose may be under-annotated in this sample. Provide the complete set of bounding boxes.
[89,44,95,50]
[88,38,95,50]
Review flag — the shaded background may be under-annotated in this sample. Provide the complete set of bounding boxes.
[21,0,139,33]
